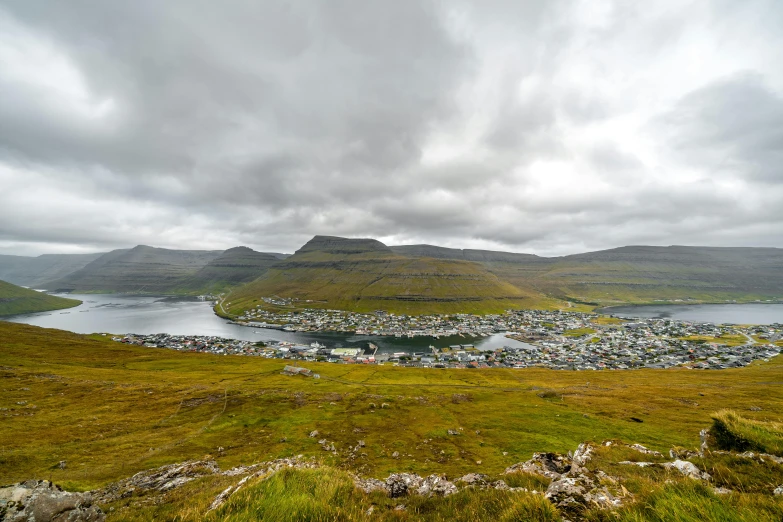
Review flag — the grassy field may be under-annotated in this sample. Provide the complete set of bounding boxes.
[2,321,782,490]
[0,279,81,316]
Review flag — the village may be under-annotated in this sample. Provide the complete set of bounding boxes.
[112,307,782,371]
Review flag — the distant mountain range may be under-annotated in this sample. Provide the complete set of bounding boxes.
[1,237,782,314]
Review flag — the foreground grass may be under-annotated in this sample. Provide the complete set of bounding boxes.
[711,410,783,456]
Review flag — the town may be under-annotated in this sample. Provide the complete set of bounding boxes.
[112,307,782,371]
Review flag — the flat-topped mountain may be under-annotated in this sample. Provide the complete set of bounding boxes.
[390,244,544,264]
[296,235,393,255]
[0,279,81,316]
[0,253,104,288]
[225,236,543,315]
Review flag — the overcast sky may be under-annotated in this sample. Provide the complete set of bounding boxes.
[0,1,781,257]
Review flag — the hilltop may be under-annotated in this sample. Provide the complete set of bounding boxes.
[224,236,550,315]
[0,252,104,288]
[0,279,81,316]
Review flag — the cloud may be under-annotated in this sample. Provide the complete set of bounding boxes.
[0,0,781,257]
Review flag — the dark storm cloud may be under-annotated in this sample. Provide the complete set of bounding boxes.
[0,0,782,256]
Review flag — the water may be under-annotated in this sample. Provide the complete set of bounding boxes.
[603,303,783,324]
[3,294,531,353]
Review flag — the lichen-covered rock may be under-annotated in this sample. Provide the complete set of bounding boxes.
[663,460,712,481]
[774,485,783,496]
[385,473,423,498]
[93,460,220,504]
[353,477,387,494]
[504,452,571,480]
[455,473,489,486]
[416,475,457,497]
[0,480,104,521]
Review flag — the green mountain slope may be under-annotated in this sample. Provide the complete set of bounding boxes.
[0,253,104,288]
[43,245,224,293]
[174,246,285,294]
[225,236,554,314]
[393,244,783,306]
[0,280,81,316]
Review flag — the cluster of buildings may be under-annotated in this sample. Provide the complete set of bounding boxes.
[113,307,782,371]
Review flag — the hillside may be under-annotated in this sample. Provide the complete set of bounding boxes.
[1,322,782,520]
[225,236,550,314]
[174,246,285,293]
[0,253,104,287]
[43,245,223,293]
[0,279,81,316]
[393,244,783,306]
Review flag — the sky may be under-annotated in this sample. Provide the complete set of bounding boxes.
[0,0,781,257]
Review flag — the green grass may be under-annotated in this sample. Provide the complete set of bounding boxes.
[1,322,783,520]
[710,410,783,456]
[586,480,783,522]
[0,279,81,316]
[680,334,749,347]
[563,327,597,337]
[226,250,563,316]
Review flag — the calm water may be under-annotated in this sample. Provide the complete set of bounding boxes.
[4,294,531,354]
[603,303,783,324]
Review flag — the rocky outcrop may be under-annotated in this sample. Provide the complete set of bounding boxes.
[0,480,104,521]
[504,452,572,480]
[93,460,220,504]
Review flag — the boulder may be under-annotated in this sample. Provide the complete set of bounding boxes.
[773,485,783,496]
[456,473,489,486]
[0,480,104,522]
[663,460,711,481]
[385,473,423,498]
[505,452,571,480]
[93,460,220,504]
[416,475,457,497]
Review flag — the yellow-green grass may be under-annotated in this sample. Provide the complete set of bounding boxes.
[680,334,749,347]
[563,327,597,337]
[710,410,783,456]
[226,251,565,316]
[1,322,783,495]
[0,279,81,316]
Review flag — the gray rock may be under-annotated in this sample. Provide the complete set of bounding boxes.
[93,460,220,504]
[663,460,711,481]
[773,485,783,496]
[505,452,571,480]
[0,480,104,522]
[416,475,457,497]
[308,430,319,438]
[353,477,387,494]
[385,473,423,498]
[456,473,489,486]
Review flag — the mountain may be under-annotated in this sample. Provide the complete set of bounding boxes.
[0,279,81,316]
[174,246,285,293]
[393,244,783,306]
[43,245,224,293]
[224,236,553,315]
[0,253,104,288]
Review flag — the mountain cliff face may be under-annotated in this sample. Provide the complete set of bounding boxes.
[43,246,224,293]
[0,253,104,287]
[393,244,783,305]
[225,236,542,314]
[175,247,284,293]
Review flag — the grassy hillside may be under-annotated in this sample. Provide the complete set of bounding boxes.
[0,279,80,316]
[394,244,783,307]
[225,236,558,315]
[1,322,782,520]
[0,252,104,287]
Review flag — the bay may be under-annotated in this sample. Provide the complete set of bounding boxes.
[603,303,783,324]
[4,294,531,353]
